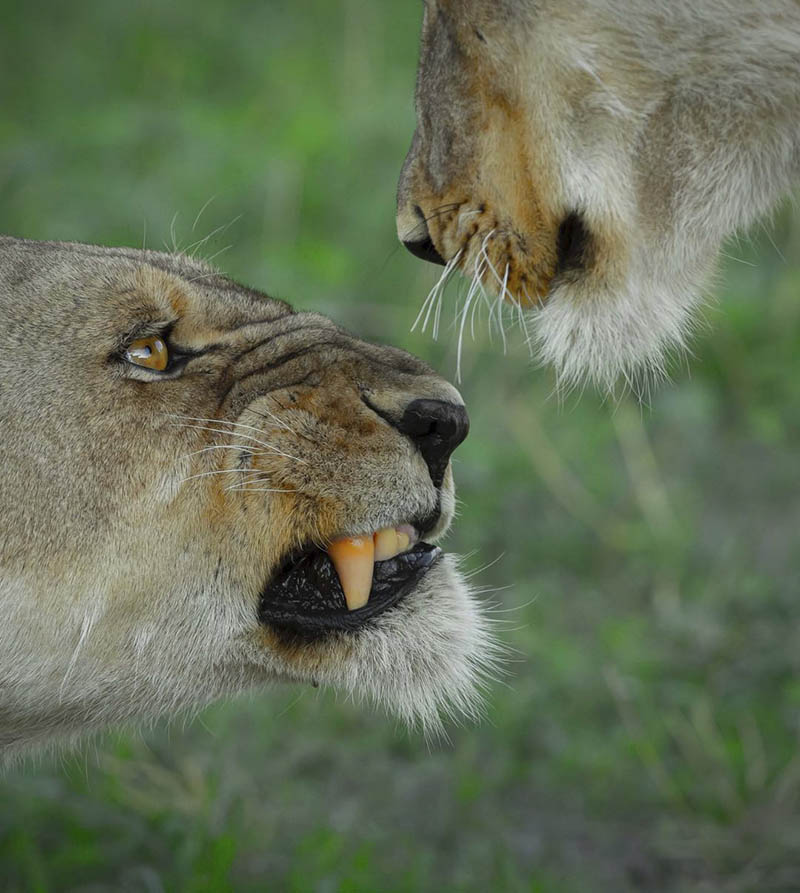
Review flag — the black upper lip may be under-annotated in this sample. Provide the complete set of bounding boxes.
[258,541,442,638]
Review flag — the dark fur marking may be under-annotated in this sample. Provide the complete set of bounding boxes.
[555,212,591,276]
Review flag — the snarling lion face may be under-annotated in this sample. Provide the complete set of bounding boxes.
[0,237,496,755]
[398,0,800,390]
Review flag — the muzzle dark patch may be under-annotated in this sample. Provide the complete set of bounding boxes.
[555,211,591,277]
[259,542,442,636]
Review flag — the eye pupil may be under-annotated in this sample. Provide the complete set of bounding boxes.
[125,336,168,371]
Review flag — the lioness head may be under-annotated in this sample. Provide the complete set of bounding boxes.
[398,0,800,390]
[0,236,496,755]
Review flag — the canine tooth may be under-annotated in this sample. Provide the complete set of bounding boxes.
[327,536,374,611]
[373,528,400,561]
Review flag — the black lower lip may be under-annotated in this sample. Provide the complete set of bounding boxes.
[258,542,442,636]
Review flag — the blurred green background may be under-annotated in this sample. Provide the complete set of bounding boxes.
[2,1,800,890]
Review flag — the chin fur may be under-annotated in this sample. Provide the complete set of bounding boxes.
[530,257,716,397]
[289,556,504,739]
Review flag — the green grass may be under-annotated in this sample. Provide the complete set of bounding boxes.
[2,1,800,890]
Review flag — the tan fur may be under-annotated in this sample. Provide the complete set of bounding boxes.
[398,0,800,390]
[0,236,497,758]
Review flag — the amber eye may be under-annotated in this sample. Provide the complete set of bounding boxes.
[125,335,169,371]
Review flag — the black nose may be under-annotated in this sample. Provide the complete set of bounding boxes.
[396,399,469,488]
[401,206,446,266]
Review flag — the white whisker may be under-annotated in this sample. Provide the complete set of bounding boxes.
[480,243,508,355]
[172,417,307,464]
[461,552,507,580]
[204,244,233,265]
[184,215,242,258]
[432,282,445,339]
[191,195,218,235]
[413,282,438,334]
[224,486,296,493]
[177,425,306,463]
[479,230,499,280]
[477,230,502,340]
[497,263,510,355]
[168,211,180,253]
[246,406,298,435]
[517,286,536,358]
[456,275,480,383]
[433,256,462,340]
[178,444,268,460]
[177,468,245,484]
[453,248,489,380]
[469,270,484,341]
[467,251,487,334]
[412,249,462,335]
[414,269,444,334]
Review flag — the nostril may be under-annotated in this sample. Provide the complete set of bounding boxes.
[397,398,470,488]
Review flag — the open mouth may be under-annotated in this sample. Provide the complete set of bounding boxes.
[259,525,442,636]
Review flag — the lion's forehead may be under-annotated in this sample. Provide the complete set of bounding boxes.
[0,238,434,391]
[0,236,292,335]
